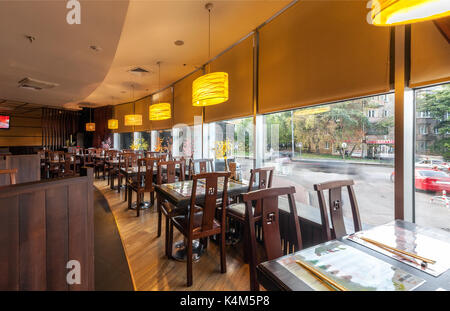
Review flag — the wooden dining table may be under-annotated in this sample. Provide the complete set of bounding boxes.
[155,179,251,261]
[257,220,450,291]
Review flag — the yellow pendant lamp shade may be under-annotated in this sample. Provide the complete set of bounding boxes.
[192,72,229,107]
[124,114,142,126]
[149,102,171,121]
[371,0,450,26]
[108,119,118,129]
[85,123,96,132]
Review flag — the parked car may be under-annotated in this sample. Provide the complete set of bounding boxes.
[415,159,449,172]
[390,169,450,193]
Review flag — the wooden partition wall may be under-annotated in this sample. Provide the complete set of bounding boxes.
[0,168,94,290]
[0,154,40,186]
[42,108,80,150]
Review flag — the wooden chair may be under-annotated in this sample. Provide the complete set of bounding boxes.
[127,158,157,217]
[105,150,119,184]
[122,153,139,202]
[313,179,362,241]
[48,151,64,178]
[61,153,75,177]
[169,172,231,286]
[156,160,186,256]
[242,186,302,291]
[188,158,214,179]
[226,167,275,261]
[0,168,17,185]
[84,151,95,168]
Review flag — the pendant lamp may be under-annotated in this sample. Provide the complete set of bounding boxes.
[192,3,229,107]
[149,61,172,120]
[108,96,119,129]
[86,107,95,132]
[370,0,450,26]
[124,85,142,126]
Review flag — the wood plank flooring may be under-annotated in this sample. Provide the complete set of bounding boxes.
[94,179,251,291]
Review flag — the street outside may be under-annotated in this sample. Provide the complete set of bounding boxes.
[236,157,450,232]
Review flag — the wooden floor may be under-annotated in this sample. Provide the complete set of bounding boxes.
[94,178,251,291]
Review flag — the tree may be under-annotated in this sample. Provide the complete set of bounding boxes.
[416,84,450,160]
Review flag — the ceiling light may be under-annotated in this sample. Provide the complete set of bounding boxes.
[124,85,142,126]
[150,61,172,121]
[86,108,96,132]
[192,3,229,107]
[108,97,119,129]
[370,0,450,26]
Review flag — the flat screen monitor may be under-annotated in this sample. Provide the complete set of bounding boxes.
[0,115,10,129]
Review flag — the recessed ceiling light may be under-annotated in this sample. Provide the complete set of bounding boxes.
[90,45,102,52]
[174,40,184,46]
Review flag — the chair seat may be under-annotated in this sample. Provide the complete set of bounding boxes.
[226,203,256,222]
[172,212,220,235]
[161,201,185,215]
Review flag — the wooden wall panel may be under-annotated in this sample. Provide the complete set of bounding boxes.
[0,110,43,147]
[46,187,69,290]
[0,196,19,290]
[42,108,80,150]
[93,106,113,148]
[0,154,40,186]
[19,190,46,290]
[0,168,94,291]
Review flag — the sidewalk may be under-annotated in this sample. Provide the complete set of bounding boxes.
[290,156,394,167]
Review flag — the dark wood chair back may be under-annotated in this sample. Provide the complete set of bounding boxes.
[189,172,230,233]
[63,153,74,176]
[188,158,214,179]
[0,168,17,185]
[157,160,185,185]
[248,167,274,192]
[137,158,157,192]
[313,179,362,241]
[242,186,302,290]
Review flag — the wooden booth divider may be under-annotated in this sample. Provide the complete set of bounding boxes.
[0,167,94,290]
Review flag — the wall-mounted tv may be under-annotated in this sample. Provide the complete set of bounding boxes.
[0,115,10,129]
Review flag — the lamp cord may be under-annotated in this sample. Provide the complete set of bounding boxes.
[208,7,211,73]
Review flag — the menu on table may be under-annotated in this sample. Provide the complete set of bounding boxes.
[346,221,450,277]
[277,241,425,291]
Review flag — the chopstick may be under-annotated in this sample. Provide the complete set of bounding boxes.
[359,236,436,265]
[295,260,348,291]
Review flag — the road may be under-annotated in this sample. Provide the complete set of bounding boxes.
[236,157,450,231]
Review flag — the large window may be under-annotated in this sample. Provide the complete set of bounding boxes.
[205,117,254,180]
[151,129,173,153]
[261,94,395,226]
[414,83,450,231]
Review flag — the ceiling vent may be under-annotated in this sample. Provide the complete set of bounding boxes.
[18,77,59,90]
[128,67,150,75]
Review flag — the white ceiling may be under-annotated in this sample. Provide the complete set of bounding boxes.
[0,0,129,109]
[0,0,291,109]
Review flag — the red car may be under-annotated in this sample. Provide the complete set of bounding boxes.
[415,169,450,193]
[390,169,450,193]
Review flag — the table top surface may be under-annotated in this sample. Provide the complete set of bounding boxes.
[257,220,450,291]
[155,179,249,208]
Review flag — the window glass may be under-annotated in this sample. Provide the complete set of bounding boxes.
[261,94,395,226]
[206,117,254,180]
[414,83,450,230]
[117,132,133,150]
[153,129,173,153]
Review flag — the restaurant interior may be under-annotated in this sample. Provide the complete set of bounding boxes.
[0,0,449,292]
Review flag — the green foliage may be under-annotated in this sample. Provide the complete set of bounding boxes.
[416,85,450,160]
[130,138,149,151]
